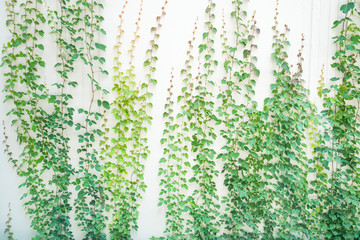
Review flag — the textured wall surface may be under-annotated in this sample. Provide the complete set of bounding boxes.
[0,0,344,239]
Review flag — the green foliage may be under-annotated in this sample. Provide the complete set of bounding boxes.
[183,1,220,238]
[3,122,17,170]
[99,1,130,236]
[3,0,360,239]
[102,0,168,238]
[72,0,108,238]
[2,0,107,238]
[4,203,15,240]
[104,1,146,238]
[157,20,198,239]
[262,9,314,237]
[157,1,221,238]
[217,1,264,238]
[311,1,360,238]
[2,0,75,238]
[158,71,187,238]
[155,1,360,239]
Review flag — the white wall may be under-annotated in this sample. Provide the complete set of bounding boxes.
[0,0,343,239]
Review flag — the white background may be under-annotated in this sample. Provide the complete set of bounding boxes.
[0,0,343,239]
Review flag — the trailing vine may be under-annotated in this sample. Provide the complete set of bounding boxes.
[3,0,360,239]
[106,1,144,237]
[184,0,220,238]
[4,203,15,240]
[100,0,129,238]
[105,0,167,238]
[217,1,264,238]
[307,66,327,238]
[157,20,198,239]
[313,1,360,238]
[158,70,181,237]
[42,0,90,237]
[72,0,108,238]
[261,3,315,238]
[3,121,17,170]
[1,0,73,238]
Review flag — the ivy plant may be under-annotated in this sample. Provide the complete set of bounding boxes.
[2,0,73,238]
[312,1,360,238]
[72,0,108,239]
[183,0,220,238]
[217,1,264,238]
[157,20,199,239]
[103,0,168,238]
[4,203,15,240]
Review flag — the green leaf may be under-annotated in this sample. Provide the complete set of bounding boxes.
[144,59,150,67]
[95,43,106,51]
[340,2,354,14]
[102,101,110,109]
[199,44,206,53]
[346,44,355,51]
[281,62,289,71]
[37,44,44,50]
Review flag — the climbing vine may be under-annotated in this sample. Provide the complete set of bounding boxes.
[157,19,198,239]
[104,0,168,238]
[43,0,85,238]
[105,0,145,237]
[1,0,71,238]
[312,1,360,238]
[100,0,129,238]
[72,0,108,238]
[261,8,311,239]
[217,1,264,238]
[3,0,360,239]
[4,203,15,240]
[184,0,220,238]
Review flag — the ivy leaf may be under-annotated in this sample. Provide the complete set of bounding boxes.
[37,44,44,50]
[144,60,150,67]
[199,44,207,53]
[243,49,251,58]
[340,3,354,14]
[95,43,106,51]
[346,44,355,51]
[102,101,110,109]
[286,151,296,160]
[281,62,289,71]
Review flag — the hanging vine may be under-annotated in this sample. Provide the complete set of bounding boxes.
[157,19,199,239]
[42,0,90,237]
[261,3,315,238]
[184,0,220,238]
[105,0,167,238]
[100,0,128,238]
[73,0,108,238]
[106,1,145,237]
[313,1,360,238]
[1,0,74,238]
[217,1,264,238]
[307,66,327,238]
[3,0,360,239]
[4,203,15,240]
